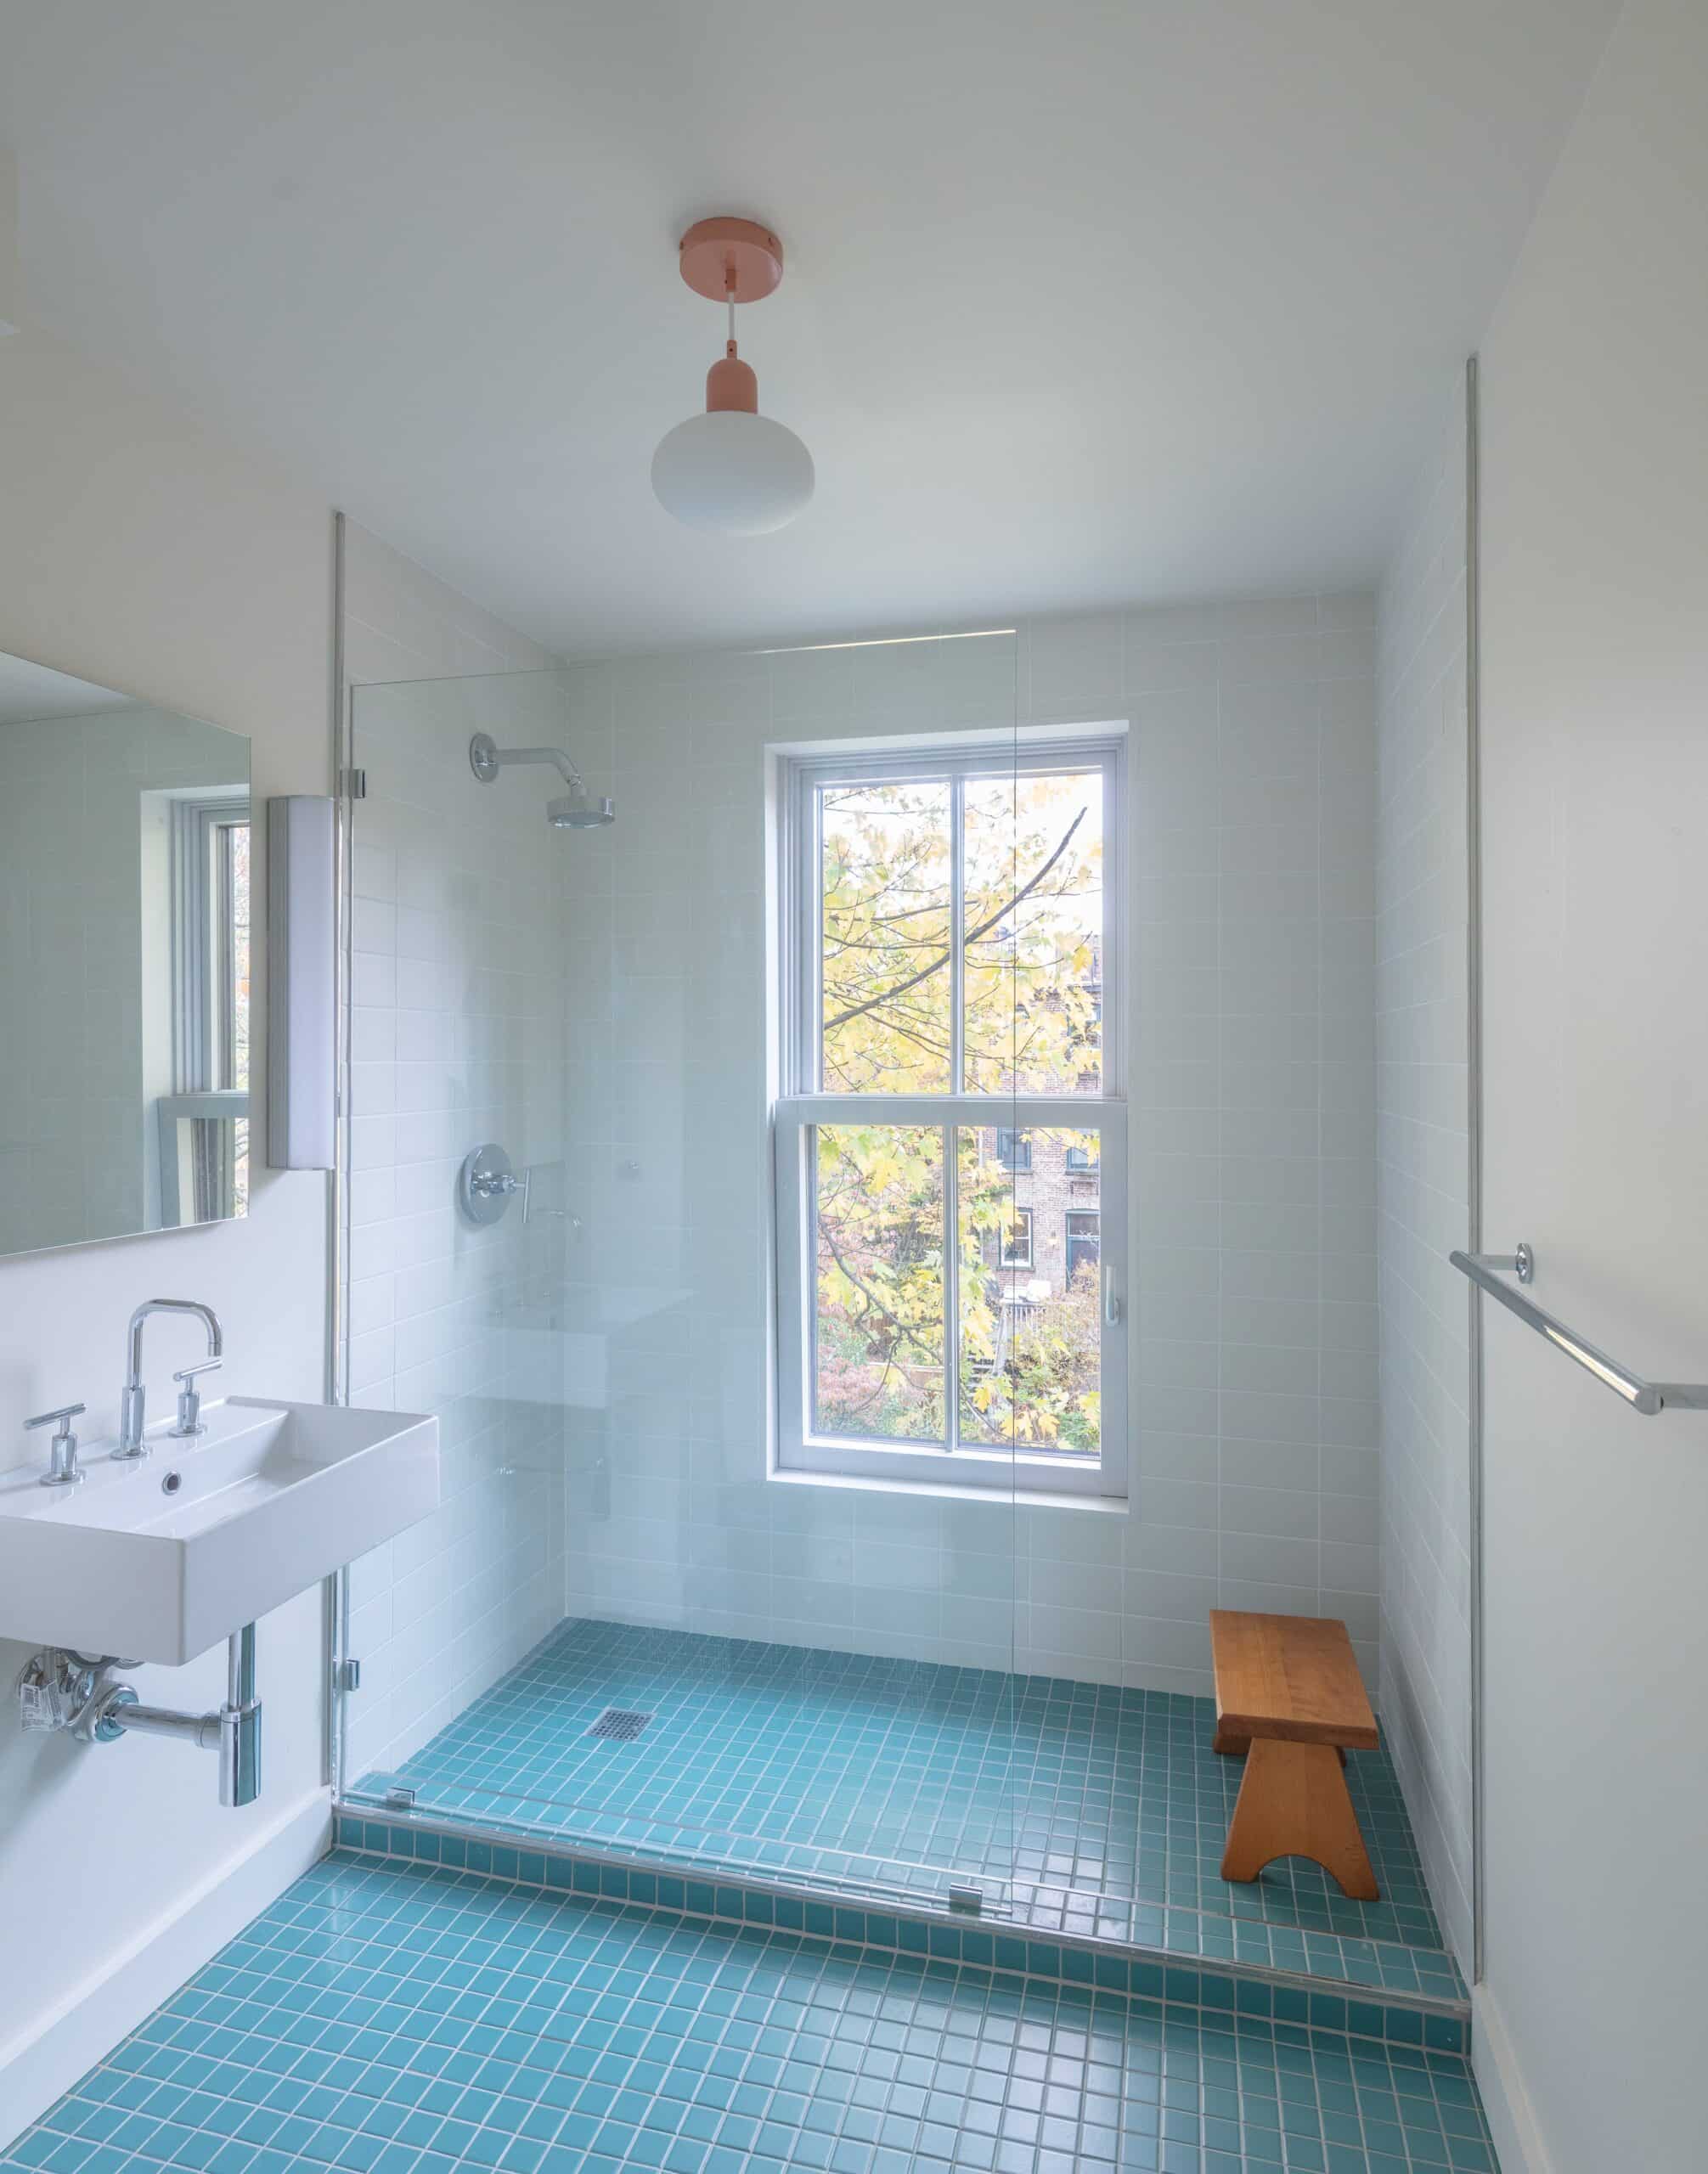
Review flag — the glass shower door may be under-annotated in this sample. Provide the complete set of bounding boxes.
[335,632,1028,1922]
[334,664,583,1820]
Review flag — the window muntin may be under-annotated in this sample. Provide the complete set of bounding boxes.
[778,737,1125,1500]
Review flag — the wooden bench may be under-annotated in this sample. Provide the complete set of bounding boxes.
[1209,1609,1380,1901]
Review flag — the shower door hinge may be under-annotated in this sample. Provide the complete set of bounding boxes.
[383,1784,417,1811]
[336,1657,362,1692]
[947,1882,984,1915]
[340,767,367,799]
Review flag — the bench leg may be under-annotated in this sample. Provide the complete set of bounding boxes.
[1220,1738,1378,1901]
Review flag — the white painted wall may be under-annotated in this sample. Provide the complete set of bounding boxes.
[1374,389,1474,1971]
[0,324,331,2141]
[1474,3,1708,2168]
[552,595,1379,1698]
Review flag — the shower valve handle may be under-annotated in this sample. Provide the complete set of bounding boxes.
[469,1169,521,1199]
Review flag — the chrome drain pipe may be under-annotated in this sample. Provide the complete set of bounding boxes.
[222,1623,262,1806]
[81,1625,262,1806]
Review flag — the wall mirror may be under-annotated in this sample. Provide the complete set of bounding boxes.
[0,651,251,1257]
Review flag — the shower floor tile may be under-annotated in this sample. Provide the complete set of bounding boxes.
[5,1850,1497,2174]
[353,1619,1461,2002]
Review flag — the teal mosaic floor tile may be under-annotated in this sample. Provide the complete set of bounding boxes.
[351,1619,1460,2005]
[5,1852,1497,2174]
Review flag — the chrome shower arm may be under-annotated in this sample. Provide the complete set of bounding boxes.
[491,745,584,788]
[468,734,586,791]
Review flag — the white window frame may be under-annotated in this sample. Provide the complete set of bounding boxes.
[773,734,1127,1502]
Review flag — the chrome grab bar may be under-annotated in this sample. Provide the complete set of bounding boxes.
[1449,1245,1708,1416]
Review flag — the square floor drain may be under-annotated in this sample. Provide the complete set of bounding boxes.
[588,1707,651,1742]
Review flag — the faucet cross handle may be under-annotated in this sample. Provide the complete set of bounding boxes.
[170,1360,223,1439]
[26,1403,87,1488]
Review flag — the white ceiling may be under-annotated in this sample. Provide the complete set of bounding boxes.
[1,1,1617,657]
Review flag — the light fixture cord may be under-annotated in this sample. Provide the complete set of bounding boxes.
[726,269,736,357]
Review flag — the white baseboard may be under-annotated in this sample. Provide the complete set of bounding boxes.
[1473,1983,1557,2174]
[0,1789,331,2148]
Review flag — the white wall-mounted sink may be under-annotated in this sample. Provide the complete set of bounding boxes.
[0,1397,438,1665]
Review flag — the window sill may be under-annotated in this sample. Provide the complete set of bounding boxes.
[767,1467,1129,1516]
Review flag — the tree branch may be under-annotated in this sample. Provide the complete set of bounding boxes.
[818,1217,941,1363]
[823,806,1087,1033]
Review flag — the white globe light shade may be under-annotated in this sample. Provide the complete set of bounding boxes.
[651,409,815,535]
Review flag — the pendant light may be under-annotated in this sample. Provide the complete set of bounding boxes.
[651,217,814,535]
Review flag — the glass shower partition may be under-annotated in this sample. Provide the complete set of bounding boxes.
[335,632,1031,1920]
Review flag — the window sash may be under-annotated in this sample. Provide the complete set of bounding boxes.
[786,737,1124,1104]
[774,1095,1127,1500]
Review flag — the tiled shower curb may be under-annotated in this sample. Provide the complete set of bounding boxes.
[346,1788,1466,2006]
[333,1807,1471,2055]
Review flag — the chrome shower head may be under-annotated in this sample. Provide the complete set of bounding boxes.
[470,732,613,829]
[547,788,616,829]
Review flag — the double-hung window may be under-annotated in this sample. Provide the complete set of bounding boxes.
[774,736,1126,1501]
[163,793,251,1222]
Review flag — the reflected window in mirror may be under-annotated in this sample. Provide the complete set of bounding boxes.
[160,792,251,1222]
[0,650,251,1257]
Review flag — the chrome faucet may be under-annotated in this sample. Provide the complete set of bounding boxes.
[116,1299,223,1460]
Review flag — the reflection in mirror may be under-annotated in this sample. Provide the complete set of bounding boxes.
[0,651,251,1257]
